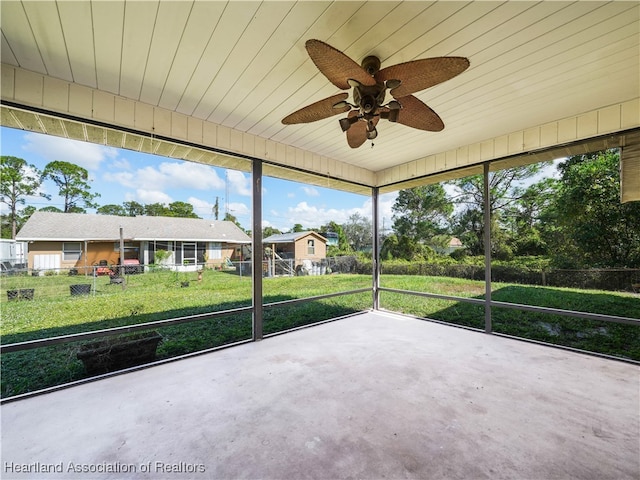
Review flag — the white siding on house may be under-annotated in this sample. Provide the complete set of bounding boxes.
[0,240,27,264]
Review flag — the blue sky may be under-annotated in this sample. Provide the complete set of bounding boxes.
[1,126,397,232]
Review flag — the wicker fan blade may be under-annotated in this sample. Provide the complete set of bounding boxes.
[376,57,469,98]
[345,111,380,148]
[306,39,377,90]
[346,111,366,148]
[396,95,444,131]
[282,93,350,125]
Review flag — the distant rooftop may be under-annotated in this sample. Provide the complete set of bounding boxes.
[16,211,251,243]
[263,231,325,244]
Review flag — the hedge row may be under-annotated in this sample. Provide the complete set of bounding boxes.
[349,259,639,292]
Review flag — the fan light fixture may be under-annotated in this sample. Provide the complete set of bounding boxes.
[282,39,469,148]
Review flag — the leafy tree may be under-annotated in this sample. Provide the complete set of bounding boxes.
[0,156,46,238]
[380,233,434,261]
[449,164,549,259]
[450,164,547,214]
[19,206,37,229]
[0,213,8,238]
[262,226,281,238]
[41,161,99,213]
[548,150,640,267]
[97,204,127,216]
[451,208,484,255]
[144,203,168,216]
[167,201,199,218]
[213,197,220,220]
[0,208,35,238]
[342,212,372,252]
[0,215,10,239]
[290,223,305,233]
[98,200,203,219]
[504,178,558,256]
[391,184,453,248]
[123,201,145,216]
[223,212,245,232]
[39,206,63,213]
[319,221,351,255]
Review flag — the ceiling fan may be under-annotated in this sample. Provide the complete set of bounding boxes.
[282,39,470,148]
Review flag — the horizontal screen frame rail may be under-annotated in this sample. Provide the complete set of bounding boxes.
[379,287,639,326]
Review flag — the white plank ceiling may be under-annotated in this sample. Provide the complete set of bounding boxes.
[1,1,639,190]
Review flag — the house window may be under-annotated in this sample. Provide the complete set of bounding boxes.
[307,239,315,255]
[209,242,222,260]
[62,242,82,261]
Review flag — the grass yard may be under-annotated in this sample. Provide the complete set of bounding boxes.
[1,271,638,398]
[380,276,640,360]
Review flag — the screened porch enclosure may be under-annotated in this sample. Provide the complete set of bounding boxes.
[1,1,639,477]
[147,241,247,271]
[1,152,638,401]
[148,241,207,269]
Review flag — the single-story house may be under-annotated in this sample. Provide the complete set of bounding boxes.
[16,211,251,273]
[263,231,327,275]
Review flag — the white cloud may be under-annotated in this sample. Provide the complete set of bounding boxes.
[228,201,250,217]
[187,196,250,223]
[110,158,132,170]
[283,201,358,229]
[135,189,173,204]
[226,169,252,196]
[123,192,134,202]
[103,171,136,187]
[302,186,319,197]
[158,162,225,190]
[364,192,397,229]
[104,160,225,191]
[23,132,117,171]
[187,196,214,215]
[187,196,242,220]
[265,193,397,233]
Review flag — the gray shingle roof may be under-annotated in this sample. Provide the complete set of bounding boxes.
[16,212,251,243]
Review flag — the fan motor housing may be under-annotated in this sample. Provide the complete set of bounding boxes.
[361,55,381,75]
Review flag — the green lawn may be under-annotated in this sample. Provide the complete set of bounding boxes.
[380,276,640,360]
[1,271,638,398]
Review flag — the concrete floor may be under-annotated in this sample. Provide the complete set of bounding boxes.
[2,311,639,480]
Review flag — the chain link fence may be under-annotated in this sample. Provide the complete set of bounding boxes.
[376,261,640,293]
[233,256,360,278]
[0,263,179,301]
[2,260,639,299]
